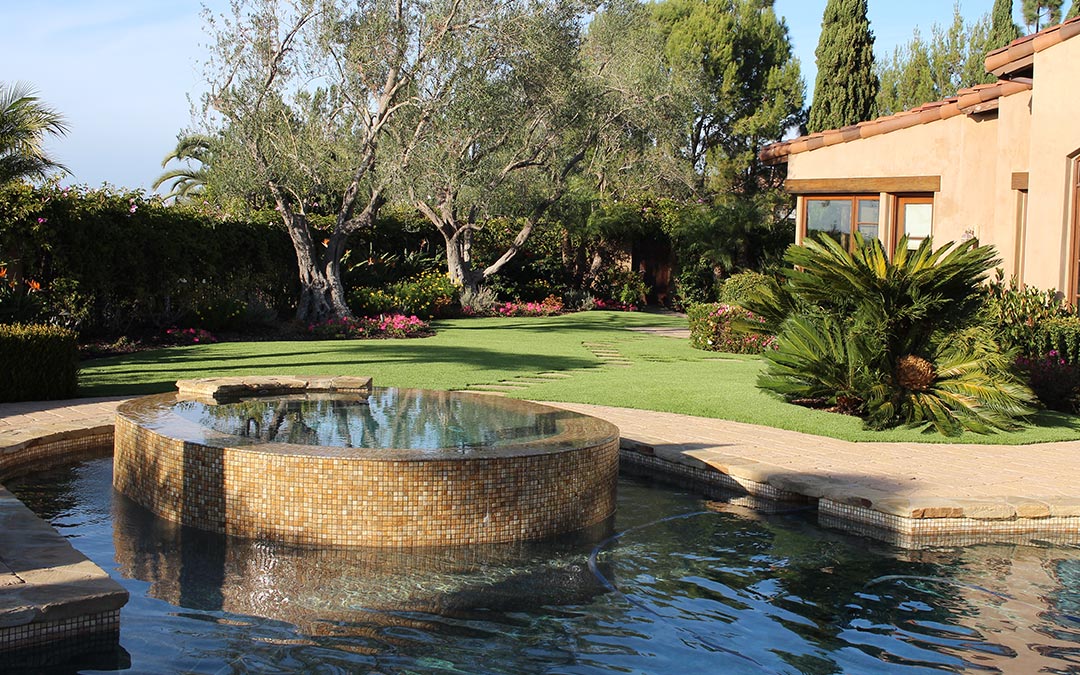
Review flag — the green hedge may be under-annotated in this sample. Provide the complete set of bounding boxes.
[0,323,78,402]
[1035,316,1080,364]
[718,271,771,305]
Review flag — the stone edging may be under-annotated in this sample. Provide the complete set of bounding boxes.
[621,440,1080,547]
[0,427,127,658]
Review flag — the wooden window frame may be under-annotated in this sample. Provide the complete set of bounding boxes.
[893,194,935,251]
[802,194,880,252]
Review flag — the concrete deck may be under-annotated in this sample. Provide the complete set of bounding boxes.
[2,395,1079,548]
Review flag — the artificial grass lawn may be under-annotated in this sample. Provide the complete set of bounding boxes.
[78,310,1080,444]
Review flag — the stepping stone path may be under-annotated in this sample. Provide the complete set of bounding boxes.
[581,341,633,367]
[458,343,633,395]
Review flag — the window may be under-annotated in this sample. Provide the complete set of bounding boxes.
[894,195,934,250]
[804,195,880,251]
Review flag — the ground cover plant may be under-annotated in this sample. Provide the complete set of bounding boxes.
[78,310,1080,444]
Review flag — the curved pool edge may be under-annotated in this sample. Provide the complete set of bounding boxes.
[112,378,621,547]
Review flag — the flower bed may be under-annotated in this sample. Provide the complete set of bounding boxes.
[592,298,638,312]
[307,314,430,339]
[492,296,564,317]
[687,303,775,354]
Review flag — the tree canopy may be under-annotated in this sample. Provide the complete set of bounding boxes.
[876,6,994,116]
[1022,0,1063,31]
[807,0,877,133]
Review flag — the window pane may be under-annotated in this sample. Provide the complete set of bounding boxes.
[857,223,879,241]
[903,203,933,239]
[857,199,879,227]
[806,199,851,244]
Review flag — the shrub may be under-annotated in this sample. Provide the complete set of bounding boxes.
[1016,350,1080,413]
[459,286,500,316]
[687,303,775,354]
[0,323,78,402]
[982,270,1070,356]
[592,298,638,312]
[492,295,564,317]
[349,287,398,317]
[389,272,455,319]
[0,182,297,336]
[165,327,217,345]
[1033,316,1080,365]
[594,268,650,306]
[718,271,772,306]
[742,234,1035,436]
[307,314,430,339]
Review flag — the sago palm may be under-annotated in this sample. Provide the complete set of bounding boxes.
[0,81,69,185]
[743,233,1035,435]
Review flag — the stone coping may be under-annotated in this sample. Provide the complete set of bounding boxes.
[175,375,373,402]
[0,485,127,627]
[620,437,1080,522]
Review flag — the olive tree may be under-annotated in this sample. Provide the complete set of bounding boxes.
[201,0,502,321]
[388,0,595,294]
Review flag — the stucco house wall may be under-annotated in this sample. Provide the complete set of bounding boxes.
[764,17,1079,297]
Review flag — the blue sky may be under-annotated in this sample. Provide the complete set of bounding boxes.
[1,1,1025,193]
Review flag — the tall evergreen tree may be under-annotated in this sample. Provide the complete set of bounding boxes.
[1066,0,1079,20]
[807,0,878,132]
[1023,0,1063,31]
[988,0,1022,48]
[876,4,996,115]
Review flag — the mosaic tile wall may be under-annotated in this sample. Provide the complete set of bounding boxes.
[0,609,120,657]
[820,499,1080,548]
[619,448,808,504]
[114,415,619,547]
[0,429,113,482]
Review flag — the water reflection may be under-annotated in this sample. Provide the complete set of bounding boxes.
[111,490,613,637]
[171,388,568,450]
[9,459,1080,674]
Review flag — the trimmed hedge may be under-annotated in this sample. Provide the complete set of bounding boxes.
[718,271,771,305]
[0,323,78,402]
[1035,316,1080,364]
[687,302,775,354]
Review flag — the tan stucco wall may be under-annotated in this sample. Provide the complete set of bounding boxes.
[786,36,1080,293]
[1022,37,1080,292]
[788,110,1008,261]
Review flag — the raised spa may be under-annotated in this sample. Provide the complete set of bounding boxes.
[113,377,619,547]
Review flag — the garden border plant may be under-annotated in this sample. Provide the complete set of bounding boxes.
[740,233,1036,436]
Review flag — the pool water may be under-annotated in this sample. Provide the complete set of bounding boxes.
[8,456,1080,674]
[167,388,567,450]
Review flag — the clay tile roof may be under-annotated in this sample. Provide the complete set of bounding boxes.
[760,17,1080,166]
[985,15,1080,77]
[759,80,1030,165]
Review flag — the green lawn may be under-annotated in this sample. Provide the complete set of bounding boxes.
[79,310,1080,444]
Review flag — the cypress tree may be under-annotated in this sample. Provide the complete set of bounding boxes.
[988,0,1022,50]
[1067,0,1079,20]
[807,0,878,132]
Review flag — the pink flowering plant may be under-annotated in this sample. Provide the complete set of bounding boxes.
[165,327,217,345]
[687,303,776,354]
[492,295,564,317]
[592,298,638,312]
[1015,350,1080,413]
[307,313,430,340]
